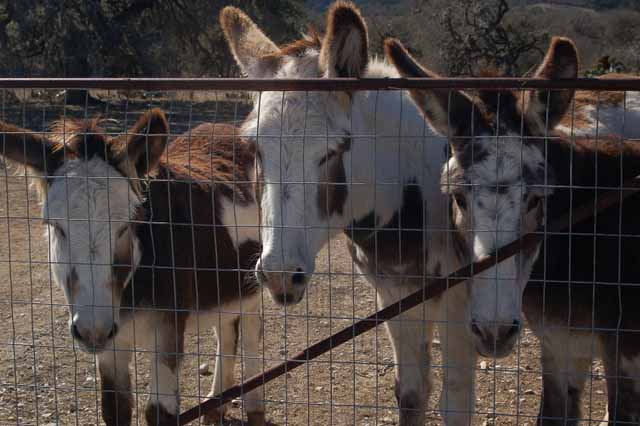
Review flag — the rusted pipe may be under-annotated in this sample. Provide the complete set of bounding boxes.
[1,77,640,91]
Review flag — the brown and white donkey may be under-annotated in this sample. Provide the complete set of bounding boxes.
[220,2,591,425]
[0,111,265,425]
[386,36,640,425]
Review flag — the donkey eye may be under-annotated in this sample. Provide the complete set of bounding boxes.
[527,195,541,212]
[48,223,66,239]
[318,150,337,166]
[116,226,128,239]
[55,227,66,239]
[453,192,467,210]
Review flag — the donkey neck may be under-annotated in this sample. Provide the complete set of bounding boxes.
[547,135,640,190]
[343,89,449,227]
[340,90,460,280]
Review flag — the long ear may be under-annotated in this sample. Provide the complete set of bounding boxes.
[120,109,169,177]
[0,121,58,175]
[320,1,368,78]
[384,38,476,137]
[220,6,282,78]
[526,36,579,131]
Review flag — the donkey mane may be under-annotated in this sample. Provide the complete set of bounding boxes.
[50,117,110,143]
[269,26,323,58]
[49,117,124,162]
[160,122,256,205]
[549,134,640,187]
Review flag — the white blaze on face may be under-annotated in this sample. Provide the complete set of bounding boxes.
[44,157,142,338]
[450,136,545,328]
[469,185,524,326]
[246,84,353,279]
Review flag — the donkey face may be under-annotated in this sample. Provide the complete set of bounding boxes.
[0,110,168,352]
[221,2,368,305]
[386,37,578,357]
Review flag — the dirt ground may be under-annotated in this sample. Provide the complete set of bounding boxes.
[0,96,609,425]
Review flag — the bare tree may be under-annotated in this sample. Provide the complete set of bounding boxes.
[0,0,305,78]
[438,0,549,76]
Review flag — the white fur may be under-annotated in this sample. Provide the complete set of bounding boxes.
[220,197,260,248]
[98,294,263,417]
[44,157,142,345]
[556,91,640,138]
[150,361,179,413]
[244,56,449,275]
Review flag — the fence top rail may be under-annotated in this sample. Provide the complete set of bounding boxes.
[1,77,640,91]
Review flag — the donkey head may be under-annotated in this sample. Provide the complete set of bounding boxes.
[0,110,168,352]
[221,1,368,305]
[385,37,578,357]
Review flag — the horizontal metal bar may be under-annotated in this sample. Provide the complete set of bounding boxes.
[1,77,640,91]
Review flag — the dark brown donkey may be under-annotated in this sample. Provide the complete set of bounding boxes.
[524,136,640,425]
[0,110,264,425]
[385,37,640,425]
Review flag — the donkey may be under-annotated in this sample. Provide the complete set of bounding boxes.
[0,111,265,426]
[220,2,581,424]
[535,72,640,426]
[385,38,640,424]
[556,73,640,138]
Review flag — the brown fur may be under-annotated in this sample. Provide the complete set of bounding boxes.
[161,122,256,205]
[0,121,57,171]
[99,373,133,426]
[558,87,626,133]
[317,137,351,218]
[320,1,368,78]
[533,37,579,81]
[0,112,262,425]
[519,37,579,133]
[556,73,638,133]
[523,133,640,422]
[219,6,280,71]
[386,37,579,137]
[270,27,322,59]
[384,38,466,136]
[345,184,430,283]
[0,121,59,196]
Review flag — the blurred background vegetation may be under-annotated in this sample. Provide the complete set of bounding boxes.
[1,0,639,79]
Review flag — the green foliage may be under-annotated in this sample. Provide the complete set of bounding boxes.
[0,0,306,77]
[584,55,626,77]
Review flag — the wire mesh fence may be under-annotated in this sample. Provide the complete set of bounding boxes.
[0,76,639,426]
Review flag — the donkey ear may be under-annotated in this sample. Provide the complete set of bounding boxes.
[220,6,282,78]
[526,37,579,131]
[384,38,475,137]
[0,121,58,175]
[320,1,368,78]
[120,109,169,177]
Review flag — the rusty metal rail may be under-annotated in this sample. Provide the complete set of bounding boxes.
[178,178,640,425]
[1,77,640,91]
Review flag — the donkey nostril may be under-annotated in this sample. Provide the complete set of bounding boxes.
[291,268,306,286]
[506,320,521,338]
[107,324,118,340]
[471,322,483,338]
[256,269,267,284]
[71,323,82,341]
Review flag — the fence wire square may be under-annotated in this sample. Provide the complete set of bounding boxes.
[0,79,639,426]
